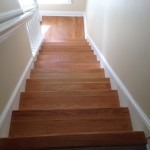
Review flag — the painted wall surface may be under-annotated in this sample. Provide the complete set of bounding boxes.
[38,0,87,11]
[85,0,150,118]
[0,25,32,114]
[0,0,20,13]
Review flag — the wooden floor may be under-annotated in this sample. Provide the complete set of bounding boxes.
[42,16,85,42]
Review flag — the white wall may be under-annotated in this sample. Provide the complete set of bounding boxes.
[0,24,34,137]
[85,0,150,147]
[0,25,32,114]
[86,0,150,119]
[38,0,87,12]
[0,0,22,24]
[0,0,20,13]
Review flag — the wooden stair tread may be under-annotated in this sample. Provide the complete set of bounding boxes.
[30,74,105,79]
[25,82,111,91]
[20,95,119,110]
[41,46,92,50]
[9,108,132,137]
[40,48,92,52]
[39,50,96,55]
[31,70,104,75]
[9,120,133,137]
[40,47,92,51]
[37,55,96,63]
[34,62,100,68]
[43,39,87,41]
[38,52,95,56]
[26,78,110,84]
[33,63,101,73]
[42,42,89,46]
[31,70,104,76]
[11,108,130,120]
[35,60,98,63]
[21,90,118,97]
[0,132,146,150]
[38,51,94,55]
[42,41,89,45]
[42,43,90,47]
[31,71,104,75]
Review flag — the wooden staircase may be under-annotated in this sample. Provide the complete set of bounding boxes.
[0,40,147,150]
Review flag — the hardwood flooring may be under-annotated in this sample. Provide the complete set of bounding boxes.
[42,16,85,42]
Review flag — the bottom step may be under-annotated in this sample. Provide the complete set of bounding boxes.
[0,132,146,150]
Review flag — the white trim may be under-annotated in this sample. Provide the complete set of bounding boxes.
[84,13,88,39]
[0,9,23,24]
[0,57,34,136]
[40,11,84,17]
[32,34,44,57]
[0,12,33,44]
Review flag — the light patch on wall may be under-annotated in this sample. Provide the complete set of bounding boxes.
[37,0,72,4]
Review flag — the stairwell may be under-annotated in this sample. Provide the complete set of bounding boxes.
[0,40,147,150]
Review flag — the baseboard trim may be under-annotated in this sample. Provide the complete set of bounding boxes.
[0,57,34,137]
[84,13,88,39]
[32,34,44,57]
[40,11,85,17]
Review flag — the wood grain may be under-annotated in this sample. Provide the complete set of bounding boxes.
[11,108,130,122]
[41,46,92,51]
[9,108,132,137]
[42,16,85,42]
[26,78,110,84]
[37,54,97,63]
[25,82,111,91]
[20,95,119,110]
[31,70,102,74]
[0,132,146,150]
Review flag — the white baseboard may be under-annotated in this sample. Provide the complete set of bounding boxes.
[83,13,87,39]
[32,34,44,57]
[40,11,84,17]
[86,34,150,148]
